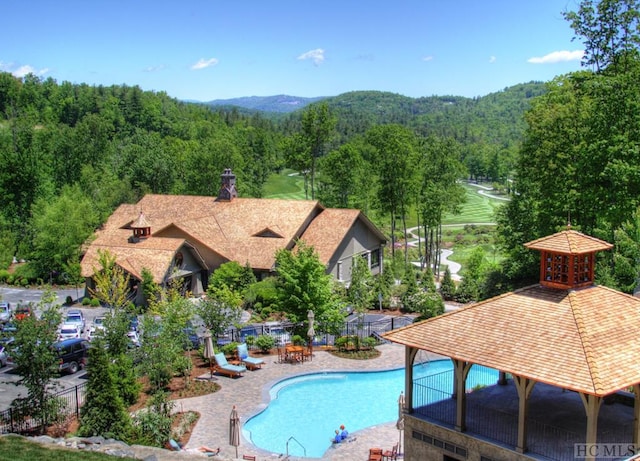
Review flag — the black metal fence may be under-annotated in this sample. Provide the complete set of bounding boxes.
[412,370,636,461]
[0,382,87,435]
[221,315,416,347]
[1,315,414,435]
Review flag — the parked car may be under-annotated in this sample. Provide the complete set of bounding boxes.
[182,326,200,350]
[87,316,106,341]
[2,322,17,335]
[53,338,89,374]
[14,303,33,321]
[0,302,11,323]
[129,315,139,332]
[0,341,11,367]
[127,330,141,348]
[58,323,82,341]
[64,309,86,334]
[264,322,291,346]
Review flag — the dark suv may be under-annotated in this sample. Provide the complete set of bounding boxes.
[53,338,89,374]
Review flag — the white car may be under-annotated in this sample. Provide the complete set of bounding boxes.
[87,316,106,341]
[0,302,10,324]
[58,323,82,341]
[127,330,141,348]
[64,309,86,334]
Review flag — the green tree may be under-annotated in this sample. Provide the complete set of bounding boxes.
[563,0,640,72]
[275,241,342,329]
[611,207,640,293]
[208,261,256,296]
[347,256,375,312]
[439,266,456,301]
[417,136,466,275]
[365,124,420,262]
[7,289,62,432]
[78,338,132,441]
[29,183,99,279]
[195,293,242,339]
[89,249,132,309]
[300,102,337,199]
[455,247,488,303]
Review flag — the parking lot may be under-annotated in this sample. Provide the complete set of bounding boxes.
[0,286,107,410]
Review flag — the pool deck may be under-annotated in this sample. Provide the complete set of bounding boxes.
[176,342,427,461]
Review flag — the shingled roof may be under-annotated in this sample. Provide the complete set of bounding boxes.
[383,284,640,396]
[384,229,640,397]
[81,193,385,280]
[524,229,613,254]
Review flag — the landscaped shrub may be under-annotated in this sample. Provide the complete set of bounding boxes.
[255,334,275,353]
[361,336,376,349]
[221,342,239,357]
[65,296,73,306]
[0,269,9,283]
[82,297,91,306]
[12,264,38,286]
[90,298,100,307]
[291,334,305,346]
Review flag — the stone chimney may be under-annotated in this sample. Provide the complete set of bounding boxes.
[216,168,238,202]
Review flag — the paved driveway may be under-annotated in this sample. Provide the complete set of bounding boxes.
[0,286,106,410]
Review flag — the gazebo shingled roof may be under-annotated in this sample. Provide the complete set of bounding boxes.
[383,228,640,397]
[524,229,613,254]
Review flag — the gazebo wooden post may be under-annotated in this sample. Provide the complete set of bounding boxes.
[580,393,603,461]
[513,375,535,454]
[633,384,640,445]
[452,359,472,432]
[405,347,418,414]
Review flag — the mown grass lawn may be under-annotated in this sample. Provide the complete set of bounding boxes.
[0,435,137,461]
[262,171,510,274]
[263,169,307,199]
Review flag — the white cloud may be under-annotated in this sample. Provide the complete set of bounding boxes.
[297,48,325,66]
[0,62,49,77]
[191,58,219,70]
[527,50,584,64]
[422,55,434,62]
[489,56,496,63]
[143,64,167,72]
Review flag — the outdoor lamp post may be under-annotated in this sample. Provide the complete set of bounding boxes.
[307,310,315,355]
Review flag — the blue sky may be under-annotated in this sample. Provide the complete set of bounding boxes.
[1,1,585,101]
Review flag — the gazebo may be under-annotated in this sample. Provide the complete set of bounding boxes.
[383,229,640,461]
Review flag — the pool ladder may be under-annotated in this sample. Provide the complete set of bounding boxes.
[285,435,306,458]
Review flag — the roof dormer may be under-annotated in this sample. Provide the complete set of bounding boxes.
[524,229,613,289]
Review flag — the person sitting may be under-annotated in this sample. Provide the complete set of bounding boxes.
[340,424,349,441]
[332,429,342,443]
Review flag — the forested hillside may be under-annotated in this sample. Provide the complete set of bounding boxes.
[0,71,542,284]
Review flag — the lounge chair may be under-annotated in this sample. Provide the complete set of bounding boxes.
[236,343,265,370]
[212,352,246,378]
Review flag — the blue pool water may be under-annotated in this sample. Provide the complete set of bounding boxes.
[243,360,498,458]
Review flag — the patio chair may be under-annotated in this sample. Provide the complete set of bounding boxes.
[368,447,383,461]
[236,343,265,370]
[382,443,398,460]
[212,352,246,378]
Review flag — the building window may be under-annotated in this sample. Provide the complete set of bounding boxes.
[371,248,380,269]
[337,261,343,281]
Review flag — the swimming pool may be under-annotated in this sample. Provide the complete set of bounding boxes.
[243,360,498,458]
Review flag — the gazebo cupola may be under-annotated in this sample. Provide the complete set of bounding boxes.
[524,228,613,289]
[130,211,152,242]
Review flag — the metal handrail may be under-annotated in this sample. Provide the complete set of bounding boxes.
[286,435,306,457]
